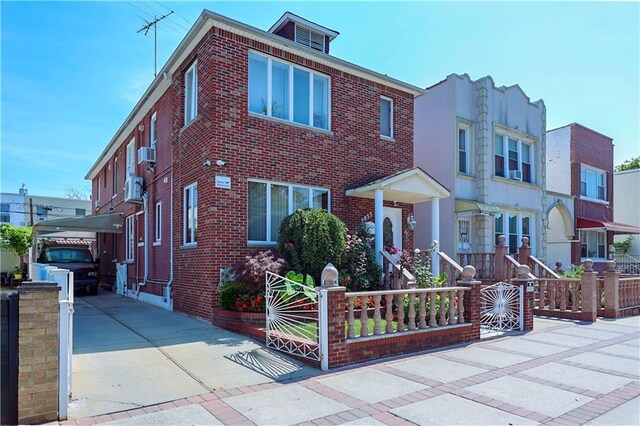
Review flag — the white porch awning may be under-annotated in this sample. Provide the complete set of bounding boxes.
[33,213,124,238]
[345,167,450,204]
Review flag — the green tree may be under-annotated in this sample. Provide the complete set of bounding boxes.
[0,223,32,257]
[615,156,640,172]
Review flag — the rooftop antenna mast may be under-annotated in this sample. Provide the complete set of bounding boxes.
[136,11,174,77]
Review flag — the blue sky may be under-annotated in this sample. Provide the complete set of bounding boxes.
[2,1,638,197]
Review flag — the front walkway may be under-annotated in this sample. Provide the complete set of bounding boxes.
[64,311,639,425]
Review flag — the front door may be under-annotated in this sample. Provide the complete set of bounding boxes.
[382,207,402,252]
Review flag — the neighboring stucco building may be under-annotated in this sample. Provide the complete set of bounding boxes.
[85,11,448,319]
[546,123,640,272]
[414,73,547,260]
[614,168,640,258]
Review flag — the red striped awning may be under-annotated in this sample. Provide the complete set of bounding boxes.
[577,218,640,234]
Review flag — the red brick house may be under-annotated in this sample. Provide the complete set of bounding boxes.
[546,123,640,272]
[85,11,449,320]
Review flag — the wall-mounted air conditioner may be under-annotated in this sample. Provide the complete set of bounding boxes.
[124,177,144,203]
[137,147,156,165]
[509,170,522,181]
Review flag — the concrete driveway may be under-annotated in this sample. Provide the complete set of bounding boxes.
[70,291,317,419]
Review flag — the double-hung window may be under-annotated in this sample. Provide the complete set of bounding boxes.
[458,126,470,174]
[126,140,135,178]
[154,202,162,244]
[1,204,10,223]
[150,112,157,150]
[494,132,534,183]
[185,61,198,124]
[248,180,329,244]
[580,166,606,201]
[112,158,118,196]
[97,176,101,204]
[125,215,134,261]
[380,96,393,139]
[495,212,534,254]
[248,52,330,130]
[184,183,197,245]
[580,230,605,259]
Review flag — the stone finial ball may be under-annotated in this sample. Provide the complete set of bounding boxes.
[521,237,529,247]
[583,259,594,272]
[605,260,616,272]
[555,261,562,268]
[462,265,476,280]
[497,235,506,246]
[321,263,339,286]
[517,264,530,277]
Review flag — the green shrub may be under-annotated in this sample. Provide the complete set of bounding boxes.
[561,264,584,278]
[340,233,381,291]
[219,283,246,311]
[278,209,347,282]
[0,224,32,257]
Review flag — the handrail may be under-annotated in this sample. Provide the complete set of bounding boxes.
[345,286,468,297]
[437,252,463,273]
[529,256,561,279]
[505,255,536,280]
[380,250,416,287]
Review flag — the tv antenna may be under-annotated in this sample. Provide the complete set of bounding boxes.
[136,11,174,77]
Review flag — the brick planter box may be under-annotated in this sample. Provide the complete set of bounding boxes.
[212,309,265,341]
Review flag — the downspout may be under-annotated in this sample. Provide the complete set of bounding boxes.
[136,191,149,297]
[165,168,174,310]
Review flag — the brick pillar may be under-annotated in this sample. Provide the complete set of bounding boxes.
[458,265,481,340]
[17,282,60,424]
[603,260,620,319]
[518,237,531,267]
[580,260,598,322]
[494,235,507,281]
[322,286,347,369]
[511,265,534,331]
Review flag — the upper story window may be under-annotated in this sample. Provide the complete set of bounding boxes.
[294,24,325,52]
[150,112,157,150]
[248,180,330,244]
[112,157,118,196]
[1,203,10,223]
[76,208,86,217]
[184,183,198,245]
[185,61,198,125]
[580,166,606,200]
[494,133,534,184]
[248,52,330,130]
[380,96,393,139]
[458,126,470,174]
[126,140,135,178]
[97,176,101,203]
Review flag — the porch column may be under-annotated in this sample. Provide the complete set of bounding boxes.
[431,198,440,276]
[374,189,384,266]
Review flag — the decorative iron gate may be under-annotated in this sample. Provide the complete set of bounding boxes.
[480,282,523,333]
[265,272,320,362]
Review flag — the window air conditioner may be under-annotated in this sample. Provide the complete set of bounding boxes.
[509,170,522,181]
[124,177,144,203]
[137,147,156,164]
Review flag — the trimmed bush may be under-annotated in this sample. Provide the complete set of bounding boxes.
[233,250,289,294]
[278,209,347,281]
[219,283,246,311]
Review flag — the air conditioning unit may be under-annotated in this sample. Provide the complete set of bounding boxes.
[509,170,522,181]
[124,177,144,203]
[137,147,156,165]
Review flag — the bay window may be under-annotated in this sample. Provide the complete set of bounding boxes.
[494,132,534,184]
[248,51,330,130]
[580,230,605,259]
[248,180,330,243]
[580,166,606,201]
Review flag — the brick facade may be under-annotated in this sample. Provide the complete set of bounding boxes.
[90,14,417,321]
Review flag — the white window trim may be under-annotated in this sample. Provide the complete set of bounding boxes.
[150,112,157,149]
[494,132,535,184]
[248,50,331,131]
[380,96,394,140]
[125,215,134,262]
[154,201,162,245]
[126,139,135,178]
[580,164,607,201]
[97,176,101,204]
[112,157,118,197]
[248,179,331,245]
[184,61,198,125]
[183,182,197,246]
[458,124,471,175]
[494,211,535,254]
[579,229,607,261]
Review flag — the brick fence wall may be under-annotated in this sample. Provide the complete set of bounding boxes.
[17,283,60,424]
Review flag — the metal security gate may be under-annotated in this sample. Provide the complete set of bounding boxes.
[480,282,523,334]
[265,272,320,362]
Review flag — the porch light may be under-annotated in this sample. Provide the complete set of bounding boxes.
[406,214,417,231]
[321,263,339,287]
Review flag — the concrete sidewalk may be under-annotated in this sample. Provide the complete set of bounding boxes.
[64,312,639,425]
[70,292,316,419]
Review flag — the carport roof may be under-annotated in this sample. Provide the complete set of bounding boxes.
[33,213,124,237]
